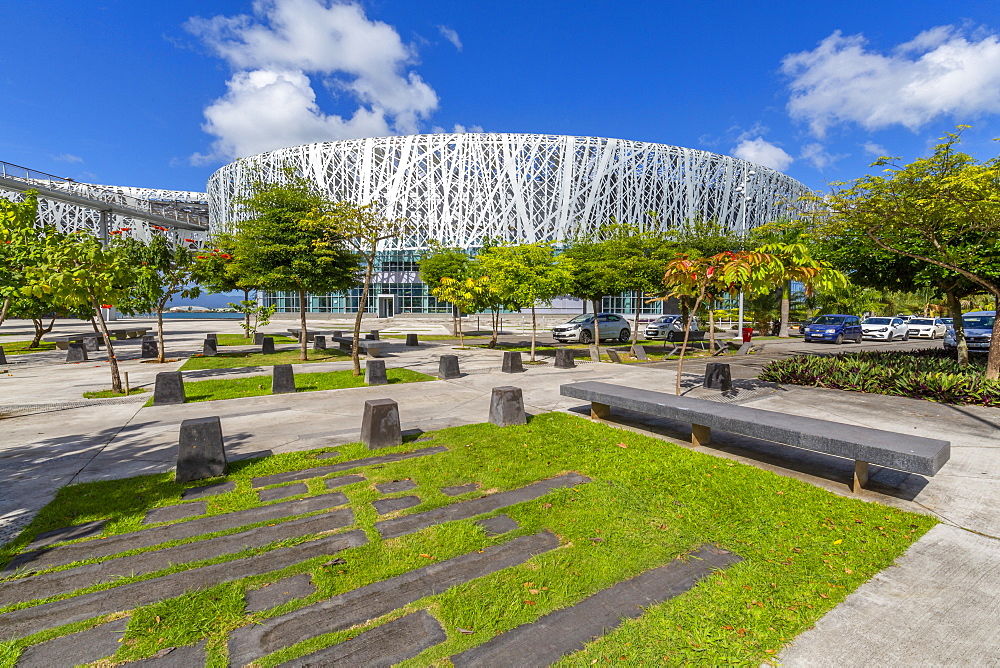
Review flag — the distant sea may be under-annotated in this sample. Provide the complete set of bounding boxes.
[137,312,244,320]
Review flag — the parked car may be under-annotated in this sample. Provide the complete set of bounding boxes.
[644,314,699,341]
[906,317,947,339]
[940,317,953,327]
[944,311,995,353]
[795,317,818,334]
[802,314,863,344]
[551,313,630,344]
[861,316,909,341]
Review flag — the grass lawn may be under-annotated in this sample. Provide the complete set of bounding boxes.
[0,412,932,666]
[216,334,299,346]
[0,340,58,355]
[179,348,351,371]
[144,368,435,405]
[381,334,485,341]
[82,388,149,399]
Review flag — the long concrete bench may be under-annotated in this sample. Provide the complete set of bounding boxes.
[560,381,950,492]
[45,333,103,350]
[329,336,383,358]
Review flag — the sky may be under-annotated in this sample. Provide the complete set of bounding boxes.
[3,0,1000,195]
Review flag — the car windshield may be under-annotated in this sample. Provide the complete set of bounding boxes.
[655,316,678,323]
[813,316,845,325]
[909,319,934,325]
[567,314,593,323]
[963,315,996,329]
[863,318,891,325]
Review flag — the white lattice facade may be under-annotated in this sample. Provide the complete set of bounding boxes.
[208,133,809,314]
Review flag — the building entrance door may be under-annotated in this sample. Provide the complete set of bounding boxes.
[377,294,395,318]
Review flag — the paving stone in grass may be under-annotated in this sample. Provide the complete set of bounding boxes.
[376,473,591,539]
[256,483,309,503]
[126,640,207,666]
[0,531,366,640]
[314,450,341,460]
[278,610,446,667]
[181,481,236,500]
[477,514,519,536]
[142,501,208,525]
[26,520,107,549]
[16,615,129,668]
[373,496,421,515]
[4,493,349,575]
[375,480,417,494]
[245,573,316,613]
[451,544,742,667]
[250,446,447,488]
[228,531,559,667]
[442,483,479,496]
[0,509,354,608]
[325,474,366,489]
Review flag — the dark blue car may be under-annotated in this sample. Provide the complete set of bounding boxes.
[803,314,863,344]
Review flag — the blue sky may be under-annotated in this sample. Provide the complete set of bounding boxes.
[3,0,999,194]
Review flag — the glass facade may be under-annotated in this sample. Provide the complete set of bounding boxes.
[262,283,452,314]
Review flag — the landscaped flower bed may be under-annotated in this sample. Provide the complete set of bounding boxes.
[759,348,1000,406]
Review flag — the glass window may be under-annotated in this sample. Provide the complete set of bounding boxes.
[813,316,846,325]
[864,318,891,325]
[963,315,996,328]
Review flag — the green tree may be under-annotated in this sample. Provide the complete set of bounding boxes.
[113,234,201,363]
[811,128,1000,377]
[0,193,42,328]
[229,175,360,361]
[192,234,261,335]
[431,276,491,347]
[478,243,575,361]
[419,245,474,339]
[22,233,138,392]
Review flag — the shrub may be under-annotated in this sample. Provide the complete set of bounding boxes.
[758,348,1000,406]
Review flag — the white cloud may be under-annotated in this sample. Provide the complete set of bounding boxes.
[862,141,888,156]
[438,25,462,51]
[731,138,793,171]
[53,153,83,163]
[187,0,440,162]
[782,26,1000,137]
[430,123,485,134]
[799,142,845,170]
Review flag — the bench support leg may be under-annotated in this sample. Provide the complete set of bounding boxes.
[590,402,611,420]
[691,423,711,447]
[852,460,869,492]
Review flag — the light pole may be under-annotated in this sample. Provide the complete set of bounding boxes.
[734,169,755,338]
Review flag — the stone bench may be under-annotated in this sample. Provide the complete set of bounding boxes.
[329,336,383,358]
[108,327,149,340]
[559,380,950,492]
[45,333,104,350]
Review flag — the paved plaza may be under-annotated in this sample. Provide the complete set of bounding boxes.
[1,316,998,665]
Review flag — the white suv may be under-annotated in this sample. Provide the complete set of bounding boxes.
[552,313,630,344]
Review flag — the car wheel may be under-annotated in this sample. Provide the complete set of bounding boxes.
[618,329,630,343]
[804,337,812,343]
[903,333,909,341]
[835,333,844,345]
[930,332,936,340]
[579,329,593,345]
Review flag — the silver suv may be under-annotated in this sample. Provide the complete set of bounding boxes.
[552,313,630,344]
[944,311,994,353]
[644,314,699,341]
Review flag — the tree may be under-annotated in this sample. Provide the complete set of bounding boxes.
[192,233,261,335]
[431,276,491,347]
[229,175,360,361]
[322,203,411,376]
[419,245,474,339]
[114,234,201,363]
[22,233,138,392]
[478,243,575,361]
[0,193,42,328]
[811,129,1000,378]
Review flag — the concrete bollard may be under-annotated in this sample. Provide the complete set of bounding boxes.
[589,345,601,362]
[203,338,218,357]
[206,333,218,342]
[66,343,89,363]
[554,348,576,368]
[253,332,265,345]
[364,333,375,340]
[370,329,380,340]
[501,350,524,373]
[141,336,158,359]
[361,398,402,449]
[703,363,733,391]
[153,371,186,405]
[176,416,227,483]
[405,333,419,347]
[489,386,527,427]
[365,359,388,386]
[261,337,275,354]
[438,354,461,379]
[313,335,327,350]
[84,336,100,352]
[331,330,343,338]
[631,344,649,361]
[0,346,6,365]
[272,364,296,394]
[607,349,622,363]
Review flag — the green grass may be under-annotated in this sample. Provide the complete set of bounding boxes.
[179,348,351,371]
[215,333,299,346]
[381,334,485,341]
[0,340,57,355]
[143,368,435,405]
[82,388,148,399]
[0,412,933,666]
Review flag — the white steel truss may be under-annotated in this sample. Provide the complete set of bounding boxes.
[208,133,810,249]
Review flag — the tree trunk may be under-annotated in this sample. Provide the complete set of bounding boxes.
[92,297,122,392]
[778,281,791,338]
[631,292,641,347]
[945,289,968,366]
[530,305,537,362]
[30,318,44,348]
[708,303,717,354]
[592,298,601,357]
[298,289,308,362]
[243,288,251,336]
[0,296,10,328]
[89,316,100,333]
[489,309,499,348]
[457,309,464,347]
[675,294,704,396]
[987,293,1000,381]
[352,257,374,376]
[156,305,166,363]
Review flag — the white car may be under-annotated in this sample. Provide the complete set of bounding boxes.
[906,317,947,339]
[551,313,630,344]
[861,317,909,341]
[644,314,699,341]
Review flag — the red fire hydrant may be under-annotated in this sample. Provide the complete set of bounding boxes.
[741,327,753,343]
